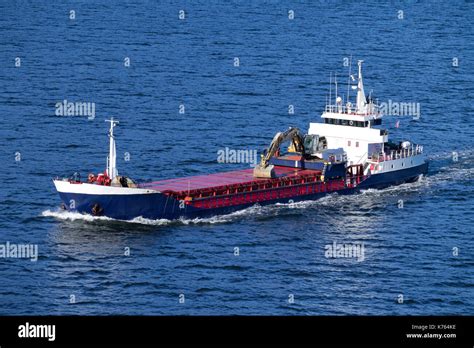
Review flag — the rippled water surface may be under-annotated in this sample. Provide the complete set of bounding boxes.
[0,1,473,315]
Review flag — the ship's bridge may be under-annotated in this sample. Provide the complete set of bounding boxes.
[322,103,383,128]
[309,60,388,166]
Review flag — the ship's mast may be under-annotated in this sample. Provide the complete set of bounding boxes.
[356,60,366,114]
[106,118,119,178]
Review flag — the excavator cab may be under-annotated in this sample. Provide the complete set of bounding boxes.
[303,135,318,155]
[303,134,327,156]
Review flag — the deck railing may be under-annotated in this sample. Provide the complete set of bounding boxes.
[370,144,424,162]
[188,178,350,209]
[186,174,373,210]
[325,104,382,117]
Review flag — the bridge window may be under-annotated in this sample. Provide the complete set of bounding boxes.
[356,141,359,147]
[325,119,369,128]
[348,140,351,146]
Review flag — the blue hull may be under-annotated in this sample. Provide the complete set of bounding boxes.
[358,161,429,189]
[57,162,428,221]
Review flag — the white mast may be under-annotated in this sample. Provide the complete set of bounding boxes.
[106,118,119,178]
[356,60,367,114]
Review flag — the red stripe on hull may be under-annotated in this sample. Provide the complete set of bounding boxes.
[190,179,346,209]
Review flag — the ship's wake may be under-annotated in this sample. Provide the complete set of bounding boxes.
[41,205,265,226]
[42,209,119,223]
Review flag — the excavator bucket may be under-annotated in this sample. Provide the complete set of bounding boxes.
[253,164,276,178]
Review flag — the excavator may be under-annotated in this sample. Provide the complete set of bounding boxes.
[253,127,327,178]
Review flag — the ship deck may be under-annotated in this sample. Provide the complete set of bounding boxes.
[138,166,322,193]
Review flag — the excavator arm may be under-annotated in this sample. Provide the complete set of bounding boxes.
[253,127,304,178]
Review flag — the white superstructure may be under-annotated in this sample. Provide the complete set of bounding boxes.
[308,60,425,175]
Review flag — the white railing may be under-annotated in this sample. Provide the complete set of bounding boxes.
[325,103,382,117]
[370,144,423,162]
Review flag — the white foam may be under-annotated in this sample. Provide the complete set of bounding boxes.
[428,148,473,161]
[42,209,115,222]
[41,205,265,226]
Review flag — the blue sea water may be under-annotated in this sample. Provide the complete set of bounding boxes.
[0,0,473,315]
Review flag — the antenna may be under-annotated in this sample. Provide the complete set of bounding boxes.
[105,118,119,137]
[347,55,352,104]
[329,72,332,110]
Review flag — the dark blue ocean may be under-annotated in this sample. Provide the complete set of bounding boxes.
[0,0,473,315]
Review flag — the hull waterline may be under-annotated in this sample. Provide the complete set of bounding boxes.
[54,162,428,221]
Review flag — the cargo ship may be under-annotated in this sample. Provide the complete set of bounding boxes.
[53,61,428,220]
